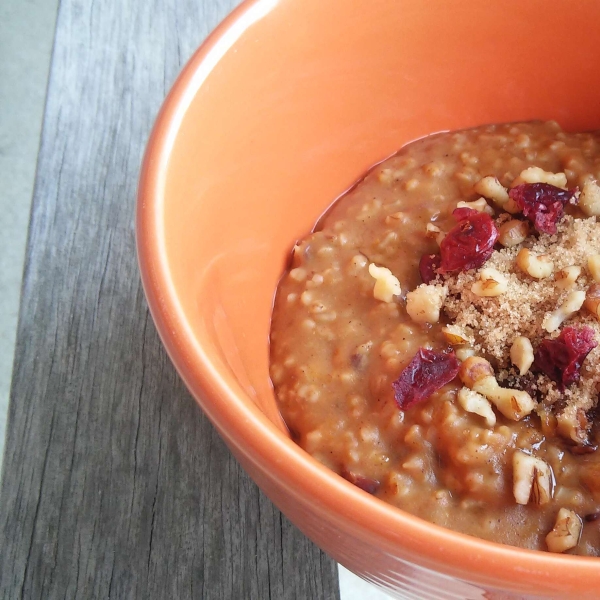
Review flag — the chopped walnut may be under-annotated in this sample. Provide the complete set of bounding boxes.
[368,263,401,303]
[588,254,600,283]
[542,290,585,333]
[406,284,447,324]
[425,223,445,245]
[584,283,600,319]
[579,180,600,217]
[497,219,529,247]
[441,324,472,346]
[546,508,582,553]
[456,198,494,215]
[516,248,554,279]
[471,267,508,297]
[455,346,476,362]
[459,356,535,421]
[510,336,534,376]
[457,387,496,427]
[512,451,553,506]
[556,406,589,446]
[554,265,582,290]
[473,176,511,210]
[511,166,567,189]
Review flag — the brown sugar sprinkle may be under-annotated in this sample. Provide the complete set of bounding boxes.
[436,214,600,416]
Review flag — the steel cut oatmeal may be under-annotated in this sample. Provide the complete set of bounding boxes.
[269,121,600,554]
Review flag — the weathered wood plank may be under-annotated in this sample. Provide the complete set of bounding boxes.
[0,1,341,598]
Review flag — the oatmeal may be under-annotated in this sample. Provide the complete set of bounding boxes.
[269,121,600,554]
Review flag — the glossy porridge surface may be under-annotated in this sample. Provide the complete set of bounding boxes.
[270,121,600,554]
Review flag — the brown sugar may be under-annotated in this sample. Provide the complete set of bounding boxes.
[438,214,600,415]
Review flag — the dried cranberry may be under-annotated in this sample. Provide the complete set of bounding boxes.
[419,253,441,283]
[341,469,380,494]
[439,209,498,273]
[453,207,479,221]
[534,326,597,390]
[392,348,460,410]
[509,183,577,234]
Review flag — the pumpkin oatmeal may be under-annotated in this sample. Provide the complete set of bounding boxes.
[269,121,600,554]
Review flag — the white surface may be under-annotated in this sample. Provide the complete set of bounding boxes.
[338,566,393,599]
[0,1,59,464]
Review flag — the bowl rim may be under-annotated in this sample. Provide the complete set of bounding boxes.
[136,0,600,592]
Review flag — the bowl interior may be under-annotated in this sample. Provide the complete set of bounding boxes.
[142,0,600,592]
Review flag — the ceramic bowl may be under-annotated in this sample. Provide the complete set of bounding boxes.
[137,1,600,597]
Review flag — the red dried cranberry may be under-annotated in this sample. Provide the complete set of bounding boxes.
[419,253,441,284]
[341,469,380,494]
[453,207,480,221]
[509,183,578,234]
[534,326,597,390]
[439,209,498,273]
[392,348,460,410]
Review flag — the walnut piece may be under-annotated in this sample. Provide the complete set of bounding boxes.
[584,283,600,319]
[497,219,529,247]
[511,166,567,189]
[471,267,508,297]
[512,450,553,505]
[542,290,585,333]
[516,248,554,279]
[555,265,582,290]
[406,284,447,324]
[579,180,600,217]
[425,223,445,245]
[588,254,600,283]
[442,325,472,346]
[510,336,534,376]
[368,263,401,303]
[459,356,535,421]
[546,508,582,553]
[455,346,476,362]
[473,176,509,208]
[457,387,496,427]
[456,198,494,215]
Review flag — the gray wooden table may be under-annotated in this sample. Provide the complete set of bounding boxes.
[0,1,340,598]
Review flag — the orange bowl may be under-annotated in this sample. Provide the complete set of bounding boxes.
[137,1,600,597]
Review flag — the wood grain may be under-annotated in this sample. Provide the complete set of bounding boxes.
[0,1,340,598]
